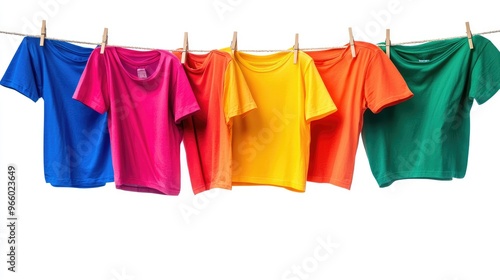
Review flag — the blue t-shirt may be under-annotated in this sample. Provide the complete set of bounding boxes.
[0,37,114,187]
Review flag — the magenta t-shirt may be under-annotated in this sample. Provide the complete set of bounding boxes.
[74,47,199,195]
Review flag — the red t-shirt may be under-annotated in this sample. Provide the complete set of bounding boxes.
[173,50,256,194]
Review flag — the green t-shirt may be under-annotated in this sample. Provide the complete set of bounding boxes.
[362,35,500,187]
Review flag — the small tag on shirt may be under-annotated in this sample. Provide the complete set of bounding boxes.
[137,68,148,79]
[418,59,430,63]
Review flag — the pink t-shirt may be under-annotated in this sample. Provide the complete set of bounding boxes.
[73,47,199,195]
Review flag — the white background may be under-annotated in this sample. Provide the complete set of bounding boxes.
[1,0,500,280]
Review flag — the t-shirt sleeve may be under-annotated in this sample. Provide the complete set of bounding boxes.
[468,37,500,105]
[303,58,337,122]
[364,48,414,114]
[223,59,257,123]
[170,61,200,124]
[73,48,109,114]
[0,37,42,102]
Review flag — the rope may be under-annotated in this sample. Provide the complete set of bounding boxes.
[1,29,499,52]
[387,29,500,46]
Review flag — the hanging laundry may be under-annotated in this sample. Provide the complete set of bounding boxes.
[73,47,199,195]
[0,37,114,188]
[362,35,500,187]
[172,50,256,194]
[305,42,413,189]
[224,48,337,192]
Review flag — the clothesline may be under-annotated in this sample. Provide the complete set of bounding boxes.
[1,28,500,52]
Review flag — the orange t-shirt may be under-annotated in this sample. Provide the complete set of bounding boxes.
[173,50,256,194]
[305,42,413,189]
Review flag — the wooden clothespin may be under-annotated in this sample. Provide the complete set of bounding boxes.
[100,28,108,54]
[181,32,189,64]
[293,33,299,64]
[385,29,391,58]
[40,20,46,46]
[230,31,238,54]
[465,22,474,49]
[348,27,356,58]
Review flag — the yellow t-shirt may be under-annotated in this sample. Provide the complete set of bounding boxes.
[226,49,337,192]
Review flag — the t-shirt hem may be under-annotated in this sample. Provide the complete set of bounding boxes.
[192,183,232,194]
[232,176,305,192]
[193,186,208,194]
[0,79,39,102]
[375,171,466,187]
[207,183,232,190]
[226,102,257,123]
[306,104,338,122]
[475,81,500,105]
[116,178,181,195]
[45,176,114,188]
[72,94,107,114]
[307,175,352,190]
[175,104,200,124]
[370,89,414,114]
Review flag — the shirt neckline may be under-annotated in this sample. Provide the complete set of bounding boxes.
[44,38,94,64]
[304,43,350,66]
[110,47,166,82]
[388,36,468,66]
[232,49,294,72]
[181,51,217,73]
